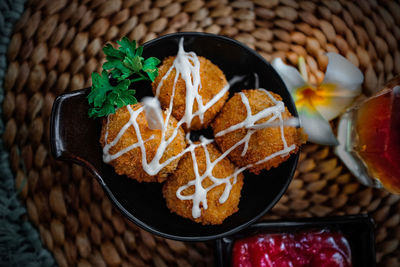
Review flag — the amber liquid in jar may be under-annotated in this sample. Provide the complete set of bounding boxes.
[354,86,400,193]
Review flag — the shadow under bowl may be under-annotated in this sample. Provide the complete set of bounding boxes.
[50,32,299,241]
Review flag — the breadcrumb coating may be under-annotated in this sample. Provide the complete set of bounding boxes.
[152,56,228,131]
[100,103,186,183]
[163,143,244,225]
[212,89,307,174]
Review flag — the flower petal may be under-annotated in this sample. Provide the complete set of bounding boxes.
[322,52,364,93]
[271,58,307,94]
[314,84,357,121]
[298,104,339,146]
[312,53,363,121]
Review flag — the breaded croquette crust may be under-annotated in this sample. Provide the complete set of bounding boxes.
[212,89,306,174]
[152,56,228,131]
[100,104,186,183]
[163,143,244,225]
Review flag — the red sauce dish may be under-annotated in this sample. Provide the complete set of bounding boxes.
[215,215,375,267]
[232,230,352,267]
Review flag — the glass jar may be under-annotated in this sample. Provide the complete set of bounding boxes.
[335,76,400,194]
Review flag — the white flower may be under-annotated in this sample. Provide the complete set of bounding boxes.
[272,53,364,146]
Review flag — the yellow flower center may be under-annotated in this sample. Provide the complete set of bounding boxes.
[295,85,332,109]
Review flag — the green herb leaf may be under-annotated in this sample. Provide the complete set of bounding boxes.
[143,57,161,82]
[87,71,113,107]
[103,60,131,80]
[88,37,160,118]
[117,37,136,58]
[135,45,143,57]
[103,44,124,61]
[124,55,143,73]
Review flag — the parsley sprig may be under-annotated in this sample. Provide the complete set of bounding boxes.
[87,37,160,118]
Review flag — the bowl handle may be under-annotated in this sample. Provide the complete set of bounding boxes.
[50,88,103,176]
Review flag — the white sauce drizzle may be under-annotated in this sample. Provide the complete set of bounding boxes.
[102,38,299,219]
[155,38,230,128]
[254,73,259,89]
[142,97,164,130]
[177,89,298,218]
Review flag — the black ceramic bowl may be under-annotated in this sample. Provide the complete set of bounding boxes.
[215,215,376,267]
[50,32,299,241]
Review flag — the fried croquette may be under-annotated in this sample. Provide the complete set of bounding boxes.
[152,56,228,131]
[212,89,306,174]
[100,103,186,183]
[163,143,244,225]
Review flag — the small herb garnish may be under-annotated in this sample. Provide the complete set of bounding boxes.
[87,37,160,118]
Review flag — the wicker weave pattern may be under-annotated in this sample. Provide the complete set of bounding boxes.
[3,0,400,266]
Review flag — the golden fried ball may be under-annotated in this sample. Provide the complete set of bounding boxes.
[100,103,186,183]
[163,143,244,225]
[152,56,228,131]
[212,89,306,174]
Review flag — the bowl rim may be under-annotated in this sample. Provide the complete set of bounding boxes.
[51,32,299,242]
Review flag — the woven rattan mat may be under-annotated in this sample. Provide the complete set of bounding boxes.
[3,0,400,266]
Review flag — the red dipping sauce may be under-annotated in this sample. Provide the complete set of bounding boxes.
[232,231,352,267]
